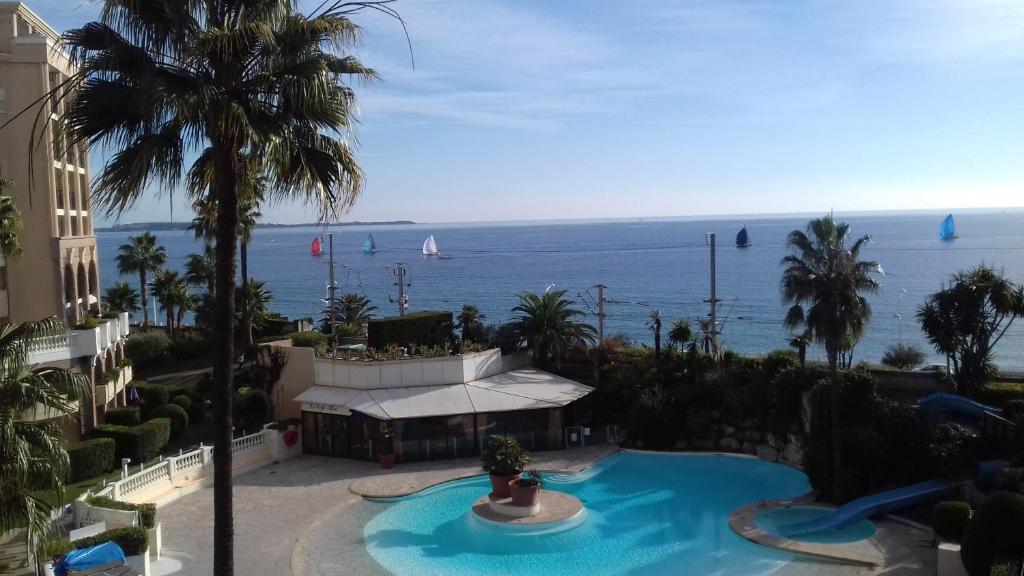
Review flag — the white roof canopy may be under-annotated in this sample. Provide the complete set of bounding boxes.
[294,368,592,421]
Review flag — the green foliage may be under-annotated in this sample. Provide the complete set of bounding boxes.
[367,311,454,351]
[457,304,486,342]
[931,501,972,543]
[146,418,171,449]
[961,492,1024,576]
[125,332,171,370]
[37,538,75,563]
[104,282,140,315]
[881,344,926,369]
[76,315,101,330]
[171,330,209,360]
[481,435,530,477]
[1003,399,1024,421]
[235,388,272,430]
[86,496,157,529]
[289,330,326,348]
[978,382,1024,410]
[93,419,169,463]
[67,438,115,483]
[73,526,148,556]
[133,383,170,417]
[150,404,189,439]
[321,293,377,333]
[926,423,981,479]
[170,394,192,411]
[512,291,595,367]
[105,406,141,427]
[628,387,680,450]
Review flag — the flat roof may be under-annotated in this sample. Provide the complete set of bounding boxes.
[294,367,593,420]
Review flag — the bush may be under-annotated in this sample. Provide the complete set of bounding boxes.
[881,344,926,369]
[979,382,1024,409]
[931,501,972,543]
[146,418,171,449]
[170,330,209,360]
[93,419,170,464]
[133,383,170,416]
[125,332,171,370]
[170,394,192,411]
[1004,399,1024,421]
[367,311,453,350]
[37,538,75,562]
[76,315,100,330]
[927,422,981,479]
[289,330,326,348]
[149,404,189,439]
[67,438,115,482]
[235,388,272,430]
[73,526,148,556]
[188,394,208,424]
[105,406,141,427]
[481,434,529,476]
[86,496,156,529]
[961,492,1024,576]
[629,387,681,450]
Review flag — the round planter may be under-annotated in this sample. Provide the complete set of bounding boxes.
[489,472,521,498]
[508,480,540,507]
[379,453,396,469]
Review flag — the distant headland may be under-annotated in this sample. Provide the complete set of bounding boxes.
[96,220,416,232]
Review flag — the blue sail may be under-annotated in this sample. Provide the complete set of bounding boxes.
[736,226,750,247]
[362,233,376,254]
[940,214,956,241]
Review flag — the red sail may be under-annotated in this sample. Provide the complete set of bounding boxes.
[310,236,322,256]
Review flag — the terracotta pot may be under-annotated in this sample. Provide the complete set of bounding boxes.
[379,453,396,469]
[489,472,520,498]
[509,480,540,507]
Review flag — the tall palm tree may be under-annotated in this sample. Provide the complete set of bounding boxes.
[457,304,485,342]
[115,233,166,326]
[103,282,140,316]
[59,4,380,572]
[0,181,22,262]
[647,310,662,356]
[185,243,217,297]
[668,318,694,351]
[513,290,596,368]
[781,215,880,501]
[238,280,273,338]
[0,318,90,547]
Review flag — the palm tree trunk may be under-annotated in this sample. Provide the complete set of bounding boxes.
[139,271,148,326]
[212,149,240,576]
[828,349,843,503]
[241,239,252,355]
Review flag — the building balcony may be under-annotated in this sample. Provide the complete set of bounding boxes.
[313,348,506,390]
[27,312,130,365]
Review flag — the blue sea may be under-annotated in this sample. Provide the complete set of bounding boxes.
[96,211,1024,369]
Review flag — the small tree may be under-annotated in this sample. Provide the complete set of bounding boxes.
[513,290,596,368]
[917,266,1024,396]
[457,304,485,343]
[668,319,694,351]
[104,282,140,316]
[881,344,926,370]
[647,310,662,356]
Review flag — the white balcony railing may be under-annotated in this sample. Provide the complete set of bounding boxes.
[27,313,131,366]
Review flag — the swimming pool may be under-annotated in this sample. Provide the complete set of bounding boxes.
[362,452,823,575]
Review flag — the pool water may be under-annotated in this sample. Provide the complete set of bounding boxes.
[362,452,821,575]
[755,506,876,544]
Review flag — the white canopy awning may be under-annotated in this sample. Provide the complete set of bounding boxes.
[294,368,592,421]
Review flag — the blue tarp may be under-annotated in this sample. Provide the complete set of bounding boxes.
[54,541,126,576]
[917,391,1001,422]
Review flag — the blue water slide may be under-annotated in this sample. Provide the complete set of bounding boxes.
[917,392,1001,421]
[779,479,964,536]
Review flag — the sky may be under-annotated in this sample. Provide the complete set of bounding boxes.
[25,0,1024,226]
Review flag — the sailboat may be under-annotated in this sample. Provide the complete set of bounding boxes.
[362,233,377,254]
[736,226,751,248]
[422,235,439,256]
[310,236,323,256]
[940,214,957,241]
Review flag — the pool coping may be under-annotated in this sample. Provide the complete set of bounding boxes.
[728,499,885,567]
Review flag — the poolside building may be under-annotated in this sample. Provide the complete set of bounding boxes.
[271,345,596,462]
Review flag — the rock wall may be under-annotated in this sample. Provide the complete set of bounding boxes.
[676,412,806,468]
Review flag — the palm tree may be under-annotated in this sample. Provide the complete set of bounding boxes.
[115,233,166,326]
[239,280,273,338]
[0,318,90,547]
[781,215,880,501]
[457,304,485,342]
[185,244,217,297]
[104,282,140,316]
[668,318,694,351]
[513,290,596,367]
[647,310,662,356]
[321,293,376,334]
[0,181,22,262]
[60,4,380,571]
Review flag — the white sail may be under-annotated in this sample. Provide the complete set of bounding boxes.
[422,235,439,255]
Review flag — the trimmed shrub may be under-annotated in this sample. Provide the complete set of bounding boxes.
[125,331,171,370]
[105,406,141,427]
[367,311,453,350]
[73,526,148,556]
[67,438,115,482]
[86,496,156,529]
[235,388,272,430]
[170,330,209,360]
[149,404,188,439]
[145,418,171,449]
[170,394,192,412]
[931,501,972,543]
[961,492,1024,576]
[134,383,170,417]
[93,419,169,463]
[289,330,326,348]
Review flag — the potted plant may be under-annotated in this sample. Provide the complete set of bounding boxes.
[481,435,529,498]
[510,469,543,507]
[378,428,396,469]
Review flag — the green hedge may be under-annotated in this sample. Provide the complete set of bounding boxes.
[961,492,1024,576]
[150,404,188,439]
[367,311,453,350]
[105,406,141,427]
[932,501,972,543]
[85,496,156,529]
[125,332,170,370]
[67,438,115,483]
[73,526,148,556]
[288,330,326,348]
[978,382,1024,409]
[93,419,170,463]
[133,383,170,417]
[170,395,192,411]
